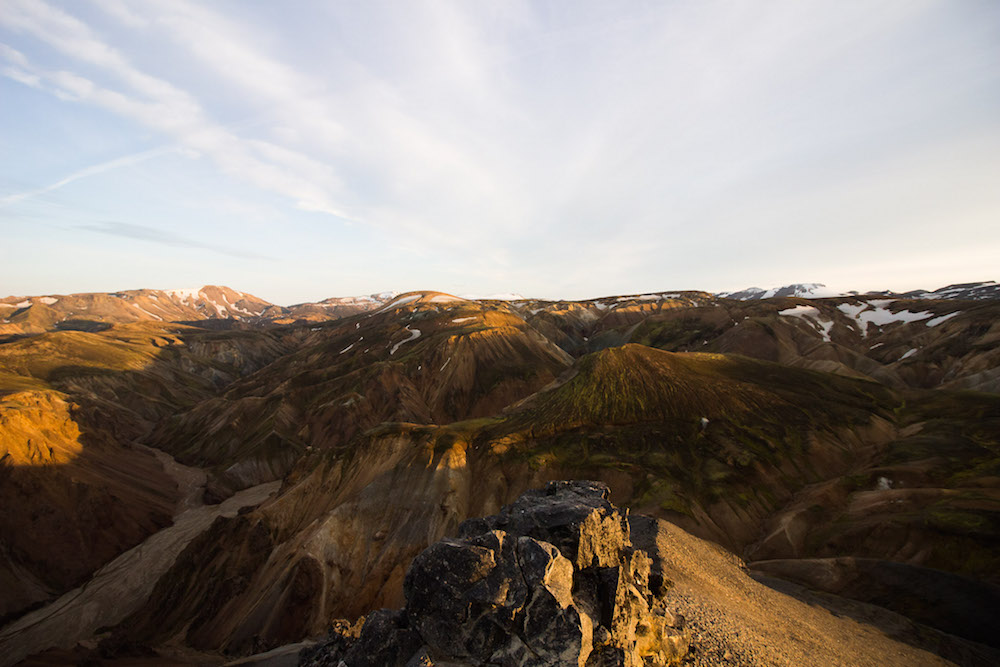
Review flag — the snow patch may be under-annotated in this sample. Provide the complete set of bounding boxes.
[926,311,960,327]
[899,348,918,361]
[429,294,465,304]
[463,293,524,301]
[131,303,163,320]
[861,307,932,327]
[390,326,421,355]
[15,300,31,308]
[615,295,662,301]
[778,305,834,342]
[440,356,452,371]
[380,294,421,311]
[451,317,477,324]
[837,301,933,337]
[876,476,892,491]
[778,305,820,318]
[166,288,203,302]
[339,343,354,354]
[836,303,867,319]
[39,296,58,305]
[219,290,256,316]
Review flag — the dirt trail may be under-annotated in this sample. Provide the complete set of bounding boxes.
[0,448,279,667]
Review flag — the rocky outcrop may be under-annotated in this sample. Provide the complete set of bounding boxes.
[300,481,688,666]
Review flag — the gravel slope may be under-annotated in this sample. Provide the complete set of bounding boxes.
[631,516,953,666]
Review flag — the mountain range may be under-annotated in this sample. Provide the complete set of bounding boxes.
[3,280,997,337]
[0,281,997,665]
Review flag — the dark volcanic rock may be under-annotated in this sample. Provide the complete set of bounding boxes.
[301,480,688,666]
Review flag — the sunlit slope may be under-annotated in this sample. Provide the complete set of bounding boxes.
[0,286,274,335]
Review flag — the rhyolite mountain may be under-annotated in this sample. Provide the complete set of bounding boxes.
[0,286,401,335]
[0,284,997,665]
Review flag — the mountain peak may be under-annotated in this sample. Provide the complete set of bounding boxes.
[718,283,847,300]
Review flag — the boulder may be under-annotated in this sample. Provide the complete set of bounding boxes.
[301,480,687,666]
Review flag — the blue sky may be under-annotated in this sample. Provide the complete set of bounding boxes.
[2,0,998,305]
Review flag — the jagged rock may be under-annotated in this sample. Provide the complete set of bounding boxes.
[301,480,687,667]
[299,610,421,667]
[457,480,630,571]
[297,618,363,667]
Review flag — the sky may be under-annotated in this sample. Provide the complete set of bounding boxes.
[1,0,998,305]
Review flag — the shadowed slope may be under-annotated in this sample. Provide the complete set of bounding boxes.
[147,297,572,492]
[0,323,295,624]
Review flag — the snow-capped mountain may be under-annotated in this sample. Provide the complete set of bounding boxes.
[877,281,1000,301]
[280,292,400,322]
[717,283,850,300]
[719,281,999,302]
[0,285,274,334]
[4,280,997,337]
[162,285,272,318]
[461,293,527,301]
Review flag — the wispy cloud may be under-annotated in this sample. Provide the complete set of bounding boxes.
[0,146,174,207]
[2,0,998,300]
[80,221,273,260]
[0,0,355,220]
[104,0,531,244]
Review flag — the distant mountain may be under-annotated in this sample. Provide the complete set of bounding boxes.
[0,285,273,335]
[460,292,526,301]
[0,287,401,334]
[874,280,1000,301]
[279,291,399,323]
[3,281,996,338]
[717,283,850,300]
[718,280,999,301]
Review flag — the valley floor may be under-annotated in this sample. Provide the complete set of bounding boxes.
[0,448,279,667]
